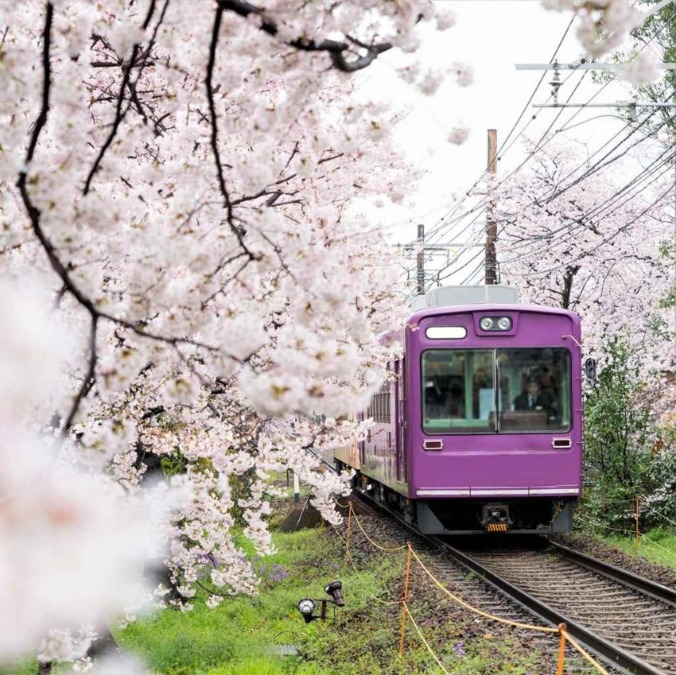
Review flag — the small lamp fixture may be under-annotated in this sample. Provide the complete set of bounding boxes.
[297,598,316,624]
[324,580,344,607]
[296,580,345,622]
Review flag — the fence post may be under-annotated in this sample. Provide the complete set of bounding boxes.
[557,623,567,675]
[635,496,640,546]
[344,502,353,566]
[398,543,413,656]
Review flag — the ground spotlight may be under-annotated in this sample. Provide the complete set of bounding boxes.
[296,580,344,622]
[324,580,344,607]
[297,598,316,623]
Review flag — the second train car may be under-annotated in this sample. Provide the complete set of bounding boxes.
[335,285,583,534]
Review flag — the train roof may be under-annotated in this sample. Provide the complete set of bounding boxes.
[407,286,579,325]
[407,303,580,325]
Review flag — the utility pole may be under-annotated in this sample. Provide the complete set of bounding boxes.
[485,129,498,286]
[399,225,485,295]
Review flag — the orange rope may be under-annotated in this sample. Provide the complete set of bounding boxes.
[398,543,413,655]
[350,507,407,552]
[402,602,451,674]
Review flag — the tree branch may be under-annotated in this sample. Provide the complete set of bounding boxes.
[21,2,53,167]
[205,4,232,220]
[83,44,141,194]
[63,315,98,432]
[205,4,259,260]
[83,1,160,194]
[217,0,392,72]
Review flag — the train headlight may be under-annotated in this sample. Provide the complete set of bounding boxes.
[479,316,512,331]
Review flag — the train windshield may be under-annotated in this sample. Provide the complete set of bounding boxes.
[422,348,571,434]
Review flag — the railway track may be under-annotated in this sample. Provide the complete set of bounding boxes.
[352,491,676,674]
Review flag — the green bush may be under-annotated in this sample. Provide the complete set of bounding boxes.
[580,334,675,534]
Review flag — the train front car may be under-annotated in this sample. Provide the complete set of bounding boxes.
[406,297,583,534]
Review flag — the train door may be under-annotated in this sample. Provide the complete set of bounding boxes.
[395,358,407,482]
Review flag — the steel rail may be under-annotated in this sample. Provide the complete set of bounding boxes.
[432,539,667,675]
[352,489,669,675]
[550,540,676,608]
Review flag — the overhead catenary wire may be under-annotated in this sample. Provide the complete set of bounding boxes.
[419,11,675,288]
[414,56,657,289]
[489,91,676,259]
[493,147,676,268]
[410,16,577,248]
[422,63,620,251]
[493,182,675,279]
[435,108,676,285]
[422,74,621,286]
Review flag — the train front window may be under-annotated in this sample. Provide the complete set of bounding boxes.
[422,349,494,434]
[497,348,571,432]
[422,348,572,434]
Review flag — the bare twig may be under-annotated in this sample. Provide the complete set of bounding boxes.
[83,1,159,194]
[63,315,98,432]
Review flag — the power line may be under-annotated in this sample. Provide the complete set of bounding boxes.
[404,0,675,289]
[406,16,577,248]
[432,99,676,285]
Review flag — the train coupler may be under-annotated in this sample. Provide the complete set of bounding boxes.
[482,504,511,532]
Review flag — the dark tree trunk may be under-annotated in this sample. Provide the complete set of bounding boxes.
[87,623,120,661]
[561,265,580,309]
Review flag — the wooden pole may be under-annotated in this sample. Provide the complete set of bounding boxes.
[635,496,640,546]
[398,543,413,656]
[556,623,567,675]
[344,502,353,565]
[485,129,498,285]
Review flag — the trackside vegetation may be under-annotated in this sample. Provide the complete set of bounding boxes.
[114,525,554,674]
[1,516,599,674]
[599,526,676,569]
[577,334,676,540]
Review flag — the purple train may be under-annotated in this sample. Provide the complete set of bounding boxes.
[334,286,583,534]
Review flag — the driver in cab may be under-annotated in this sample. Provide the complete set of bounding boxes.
[513,380,554,418]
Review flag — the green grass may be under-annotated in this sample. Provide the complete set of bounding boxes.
[600,526,676,570]
[2,522,598,674]
[113,524,595,674]
[117,527,343,674]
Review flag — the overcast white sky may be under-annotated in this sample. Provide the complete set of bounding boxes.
[353,0,637,263]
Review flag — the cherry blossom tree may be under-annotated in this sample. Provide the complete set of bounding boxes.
[493,139,675,403]
[542,0,646,57]
[0,0,462,666]
[0,0,642,668]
